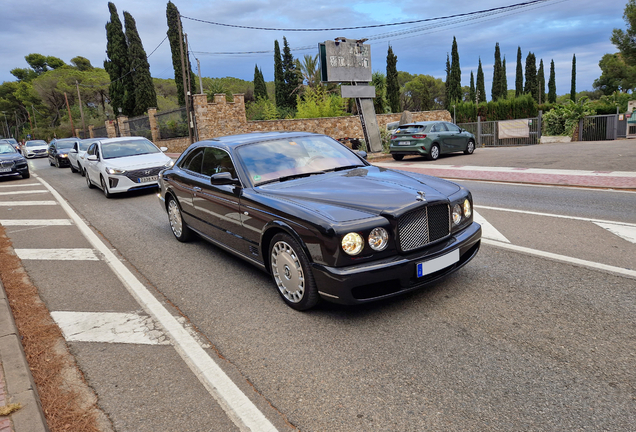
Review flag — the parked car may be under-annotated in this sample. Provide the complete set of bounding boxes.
[389,121,476,161]
[68,138,95,175]
[0,142,29,179]
[84,137,173,198]
[48,138,80,168]
[158,132,481,311]
[21,139,49,158]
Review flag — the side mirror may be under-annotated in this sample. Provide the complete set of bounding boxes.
[356,150,368,160]
[87,155,98,161]
[69,149,78,154]
[160,147,168,152]
[210,172,239,186]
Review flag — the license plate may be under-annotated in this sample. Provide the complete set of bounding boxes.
[399,141,411,146]
[0,168,11,173]
[417,249,460,278]
[138,175,158,183]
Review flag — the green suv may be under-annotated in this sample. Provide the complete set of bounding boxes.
[389,121,476,161]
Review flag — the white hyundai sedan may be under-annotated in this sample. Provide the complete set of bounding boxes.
[84,137,174,198]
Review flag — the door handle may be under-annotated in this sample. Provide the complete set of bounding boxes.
[193,186,202,192]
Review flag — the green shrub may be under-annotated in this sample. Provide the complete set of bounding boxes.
[542,98,597,136]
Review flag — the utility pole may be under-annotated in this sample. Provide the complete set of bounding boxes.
[64,92,75,136]
[177,14,193,144]
[196,58,203,95]
[76,81,86,138]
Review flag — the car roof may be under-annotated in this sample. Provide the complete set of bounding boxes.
[93,136,151,145]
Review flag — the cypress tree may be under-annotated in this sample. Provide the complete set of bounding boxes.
[570,54,576,102]
[274,40,284,107]
[386,45,400,113]
[524,52,538,102]
[166,1,195,107]
[281,37,299,110]
[254,65,268,100]
[445,54,451,108]
[124,11,157,116]
[548,59,557,103]
[537,59,545,104]
[469,71,475,103]
[501,57,508,99]
[492,43,502,101]
[449,37,462,103]
[104,2,132,116]
[515,46,523,97]
[476,58,486,103]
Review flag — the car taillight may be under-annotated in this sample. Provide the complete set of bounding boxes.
[391,135,397,140]
[412,134,427,138]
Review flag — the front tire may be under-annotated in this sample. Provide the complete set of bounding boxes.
[464,140,475,155]
[70,163,78,173]
[100,176,112,198]
[392,154,404,161]
[269,233,319,311]
[22,170,30,179]
[167,196,192,242]
[428,144,440,161]
[86,171,94,189]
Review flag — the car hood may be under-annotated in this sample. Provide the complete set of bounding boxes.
[0,153,25,163]
[102,153,171,170]
[256,165,461,222]
[26,145,48,151]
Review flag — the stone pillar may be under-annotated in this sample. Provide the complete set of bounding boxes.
[117,116,130,137]
[105,120,117,138]
[88,125,94,138]
[148,108,159,143]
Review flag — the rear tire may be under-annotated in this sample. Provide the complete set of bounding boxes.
[392,154,404,161]
[167,196,192,242]
[428,144,440,161]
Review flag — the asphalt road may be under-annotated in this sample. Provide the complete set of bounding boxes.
[2,148,635,431]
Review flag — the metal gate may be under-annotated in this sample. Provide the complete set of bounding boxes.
[579,114,619,141]
[458,117,540,147]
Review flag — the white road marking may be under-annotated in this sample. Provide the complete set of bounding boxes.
[15,248,99,260]
[473,210,510,243]
[594,222,636,245]
[0,190,48,196]
[482,239,636,279]
[51,311,171,345]
[36,177,279,432]
[0,219,73,226]
[0,183,42,188]
[475,205,636,227]
[0,201,57,206]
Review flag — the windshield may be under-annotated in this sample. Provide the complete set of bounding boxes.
[236,135,365,186]
[395,124,428,134]
[101,139,160,159]
[0,144,17,154]
[56,139,77,149]
[26,140,47,147]
[78,141,92,151]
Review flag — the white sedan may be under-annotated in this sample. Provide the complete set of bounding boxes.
[21,140,49,158]
[68,138,95,175]
[84,137,174,198]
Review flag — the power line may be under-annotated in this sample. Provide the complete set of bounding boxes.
[181,0,553,31]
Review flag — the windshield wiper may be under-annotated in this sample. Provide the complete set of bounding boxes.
[278,171,326,182]
[330,164,364,172]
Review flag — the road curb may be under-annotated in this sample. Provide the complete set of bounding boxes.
[0,279,49,432]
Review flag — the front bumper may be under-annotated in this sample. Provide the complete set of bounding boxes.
[0,162,29,178]
[25,151,47,158]
[312,221,481,305]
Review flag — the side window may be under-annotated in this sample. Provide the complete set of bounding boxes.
[87,143,96,156]
[445,123,459,133]
[180,148,204,174]
[201,147,236,178]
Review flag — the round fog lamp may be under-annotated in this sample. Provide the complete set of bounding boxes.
[368,227,389,251]
[463,199,472,219]
[342,232,364,255]
[452,204,462,225]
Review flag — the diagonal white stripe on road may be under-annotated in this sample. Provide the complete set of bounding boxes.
[15,248,99,260]
[473,211,510,243]
[0,219,72,226]
[594,222,636,245]
[0,201,57,206]
[36,177,279,431]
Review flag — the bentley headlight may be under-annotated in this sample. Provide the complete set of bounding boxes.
[368,227,389,251]
[463,199,472,219]
[452,204,463,225]
[106,167,126,175]
[342,232,364,255]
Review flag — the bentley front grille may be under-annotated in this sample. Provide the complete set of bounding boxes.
[397,204,450,252]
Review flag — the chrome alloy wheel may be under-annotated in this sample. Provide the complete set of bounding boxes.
[430,145,440,160]
[271,240,305,303]
[168,199,183,237]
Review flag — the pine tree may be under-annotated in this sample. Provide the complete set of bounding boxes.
[570,54,576,102]
[281,37,299,111]
[274,40,284,108]
[524,52,538,102]
[104,2,132,116]
[537,59,545,104]
[166,1,195,107]
[254,65,268,100]
[469,71,475,103]
[124,11,157,116]
[449,37,462,103]
[501,57,508,99]
[476,58,486,103]
[492,43,502,101]
[386,45,400,112]
[515,46,523,97]
[548,59,557,103]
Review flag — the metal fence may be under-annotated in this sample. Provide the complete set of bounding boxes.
[125,115,152,140]
[458,117,540,147]
[578,114,621,141]
[93,125,108,138]
[156,107,189,139]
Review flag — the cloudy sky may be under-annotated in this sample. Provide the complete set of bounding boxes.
[0,0,626,100]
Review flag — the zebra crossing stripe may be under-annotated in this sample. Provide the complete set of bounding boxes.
[0,190,48,196]
[0,201,57,206]
[0,219,73,226]
[14,248,99,260]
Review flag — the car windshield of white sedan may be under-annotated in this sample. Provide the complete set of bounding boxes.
[101,139,160,159]
[237,136,364,185]
[0,144,17,154]
[26,140,47,147]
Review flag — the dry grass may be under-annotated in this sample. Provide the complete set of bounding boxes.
[0,227,109,432]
